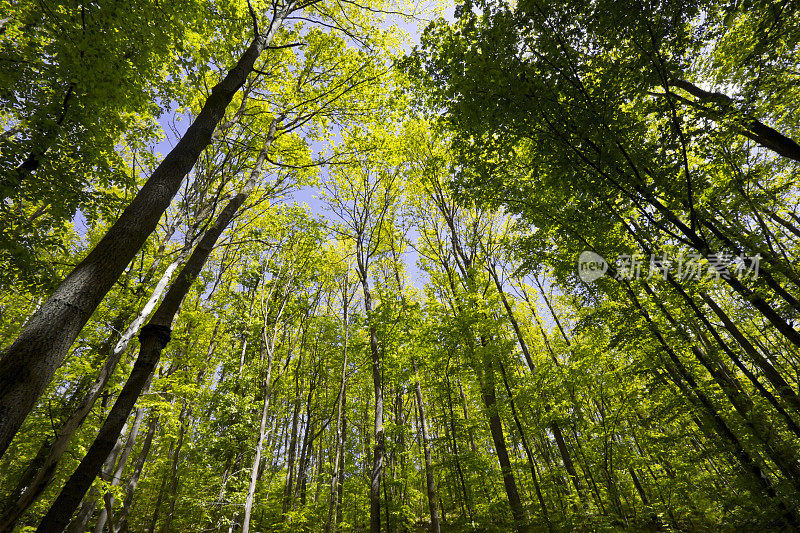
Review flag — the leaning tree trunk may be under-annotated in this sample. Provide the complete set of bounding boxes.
[0,251,187,532]
[115,414,159,533]
[0,4,294,459]
[33,122,279,531]
[93,388,151,533]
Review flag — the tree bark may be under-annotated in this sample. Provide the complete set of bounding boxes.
[34,116,280,530]
[241,342,276,533]
[477,352,527,531]
[0,252,184,532]
[0,5,293,459]
[116,415,159,533]
[93,393,150,533]
[325,277,350,533]
[413,360,441,533]
[360,272,385,533]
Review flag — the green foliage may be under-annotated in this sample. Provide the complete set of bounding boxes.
[3,0,800,531]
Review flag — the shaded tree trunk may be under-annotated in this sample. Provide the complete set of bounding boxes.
[33,118,280,530]
[0,5,294,459]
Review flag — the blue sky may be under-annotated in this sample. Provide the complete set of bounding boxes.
[149,9,454,290]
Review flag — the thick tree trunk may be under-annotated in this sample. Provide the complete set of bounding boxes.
[34,122,277,530]
[0,6,293,458]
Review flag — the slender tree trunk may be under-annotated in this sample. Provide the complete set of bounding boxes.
[623,282,799,526]
[116,415,159,533]
[477,351,527,531]
[443,372,474,524]
[498,363,552,532]
[358,271,385,533]
[326,278,350,533]
[64,431,125,533]
[491,265,587,509]
[413,360,441,533]
[284,368,302,512]
[94,393,150,533]
[159,404,189,533]
[336,415,346,527]
[241,346,276,533]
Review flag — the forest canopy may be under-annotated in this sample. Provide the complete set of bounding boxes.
[1,0,800,531]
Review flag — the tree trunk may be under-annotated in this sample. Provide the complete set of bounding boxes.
[241,345,277,533]
[413,360,441,533]
[477,351,527,531]
[360,272,385,533]
[34,119,280,530]
[498,363,552,532]
[0,250,185,533]
[325,278,350,533]
[0,5,293,458]
[116,415,159,533]
[94,394,150,533]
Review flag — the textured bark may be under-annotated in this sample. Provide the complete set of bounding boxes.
[0,5,293,458]
[0,254,182,533]
[94,397,149,533]
[35,116,277,529]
